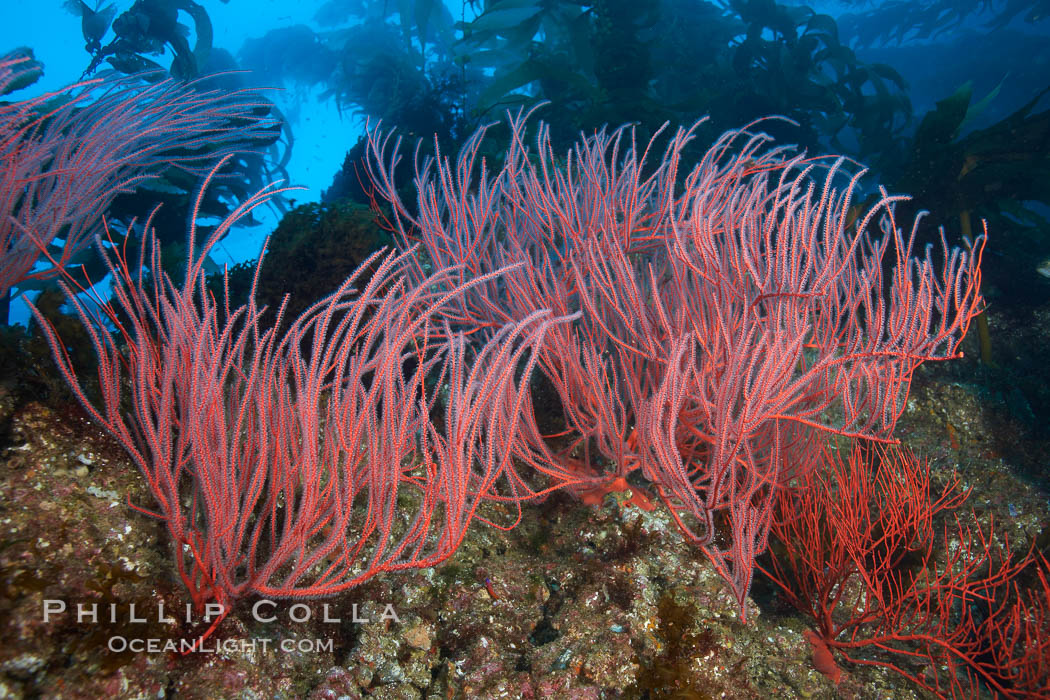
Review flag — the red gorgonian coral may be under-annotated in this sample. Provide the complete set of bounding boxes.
[365,107,986,614]
[0,49,277,306]
[29,158,569,642]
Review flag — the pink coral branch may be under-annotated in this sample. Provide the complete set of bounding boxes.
[28,161,567,621]
[0,51,278,301]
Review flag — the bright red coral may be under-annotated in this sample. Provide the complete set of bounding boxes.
[27,159,567,641]
[759,441,1050,698]
[26,94,1010,693]
[364,107,986,614]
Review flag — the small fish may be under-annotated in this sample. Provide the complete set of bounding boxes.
[1038,258,1050,279]
[65,1,116,52]
[804,628,842,685]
